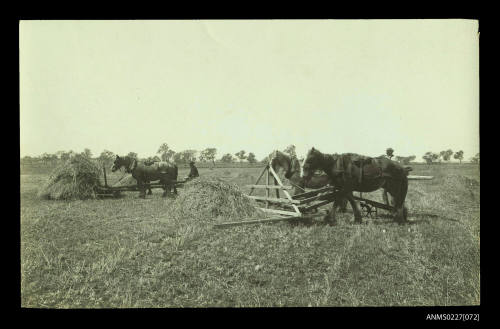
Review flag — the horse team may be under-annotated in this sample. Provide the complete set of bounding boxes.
[112,146,412,224]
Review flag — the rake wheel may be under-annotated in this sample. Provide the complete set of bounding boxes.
[360,202,377,218]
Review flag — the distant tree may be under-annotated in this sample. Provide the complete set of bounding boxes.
[453,150,464,164]
[235,150,247,162]
[386,148,394,160]
[199,148,217,166]
[157,143,176,162]
[82,148,93,159]
[423,152,439,165]
[440,149,453,162]
[173,150,197,165]
[40,153,56,164]
[221,153,235,163]
[395,155,417,165]
[283,145,297,158]
[55,151,65,159]
[470,153,480,164]
[260,156,269,164]
[144,155,161,165]
[247,152,257,164]
[21,155,33,163]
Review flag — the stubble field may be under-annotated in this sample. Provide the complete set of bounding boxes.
[20,163,480,307]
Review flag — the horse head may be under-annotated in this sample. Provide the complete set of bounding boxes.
[111,155,123,172]
[300,147,324,181]
[111,155,135,173]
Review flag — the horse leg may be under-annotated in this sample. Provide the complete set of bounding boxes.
[162,182,169,198]
[324,193,346,225]
[147,181,152,195]
[396,178,409,223]
[345,192,363,223]
[382,189,389,206]
[137,180,146,199]
[387,179,408,223]
[337,197,348,213]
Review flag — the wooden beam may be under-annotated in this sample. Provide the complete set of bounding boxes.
[291,186,336,200]
[102,165,108,188]
[266,169,270,209]
[245,185,293,190]
[296,192,337,205]
[213,215,302,228]
[102,180,186,192]
[268,166,302,215]
[408,175,434,180]
[301,199,336,212]
[247,195,300,204]
[260,208,300,216]
[249,165,269,195]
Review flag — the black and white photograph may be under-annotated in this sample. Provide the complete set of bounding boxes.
[20,19,480,309]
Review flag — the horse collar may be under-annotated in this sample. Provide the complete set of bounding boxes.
[127,158,137,173]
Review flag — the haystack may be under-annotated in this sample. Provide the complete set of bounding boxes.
[37,155,102,200]
[168,176,264,223]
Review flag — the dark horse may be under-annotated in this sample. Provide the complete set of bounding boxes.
[269,150,347,211]
[300,147,409,224]
[111,155,178,198]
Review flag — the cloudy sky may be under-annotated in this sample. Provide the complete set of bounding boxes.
[20,20,479,161]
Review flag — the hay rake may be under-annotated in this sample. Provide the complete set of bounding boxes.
[214,165,434,228]
[214,165,340,228]
[96,165,187,198]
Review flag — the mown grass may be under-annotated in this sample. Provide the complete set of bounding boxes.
[21,164,480,307]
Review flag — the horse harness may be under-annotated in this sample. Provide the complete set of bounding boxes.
[334,154,384,185]
[126,158,138,173]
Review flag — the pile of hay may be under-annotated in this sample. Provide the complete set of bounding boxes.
[441,174,480,203]
[37,155,102,200]
[168,176,264,223]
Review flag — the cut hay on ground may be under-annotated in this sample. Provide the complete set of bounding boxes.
[37,155,102,200]
[168,176,264,223]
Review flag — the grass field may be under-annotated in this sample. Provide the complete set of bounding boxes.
[20,164,480,307]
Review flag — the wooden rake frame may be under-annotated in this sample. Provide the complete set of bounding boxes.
[214,164,339,228]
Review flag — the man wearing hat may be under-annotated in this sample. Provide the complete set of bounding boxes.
[186,160,199,181]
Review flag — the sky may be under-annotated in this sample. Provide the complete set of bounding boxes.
[20,20,479,161]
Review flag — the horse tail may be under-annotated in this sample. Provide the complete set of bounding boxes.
[396,175,409,220]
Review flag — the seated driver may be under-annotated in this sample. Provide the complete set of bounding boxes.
[185,161,199,181]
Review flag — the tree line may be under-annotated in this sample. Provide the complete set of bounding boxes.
[385,148,479,165]
[20,144,266,168]
[20,145,480,168]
